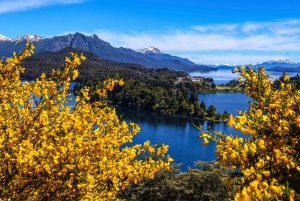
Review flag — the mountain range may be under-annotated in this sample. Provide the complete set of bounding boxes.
[205,59,300,70]
[2,32,299,72]
[0,32,214,72]
[20,46,189,82]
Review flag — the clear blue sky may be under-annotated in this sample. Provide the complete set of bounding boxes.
[1,0,300,64]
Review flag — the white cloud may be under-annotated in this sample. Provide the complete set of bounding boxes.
[90,24,300,52]
[0,0,88,13]
[242,20,300,35]
[63,19,300,64]
[191,23,238,32]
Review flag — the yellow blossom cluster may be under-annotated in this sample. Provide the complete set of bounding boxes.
[198,66,300,200]
[0,43,172,200]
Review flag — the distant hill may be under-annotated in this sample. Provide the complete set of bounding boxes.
[215,65,236,70]
[267,66,300,73]
[21,46,189,82]
[256,59,300,69]
[0,32,215,72]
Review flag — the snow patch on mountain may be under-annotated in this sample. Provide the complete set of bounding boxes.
[14,34,45,42]
[0,34,12,41]
[261,59,297,65]
[136,47,162,54]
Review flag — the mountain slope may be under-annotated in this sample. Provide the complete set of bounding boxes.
[136,46,197,66]
[21,46,189,82]
[256,59,300,68]
[0,32,215,72]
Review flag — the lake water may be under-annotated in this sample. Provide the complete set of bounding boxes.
[66,83,249,171]
[114,92,250,172]
[22,69,290,171]
[189,69,299,84]
[65,86,249,171]
[197,92,251,115]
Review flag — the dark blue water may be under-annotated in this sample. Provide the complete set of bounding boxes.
[31,82,250,171]
[114,92,249,171]
[197,92,251,116]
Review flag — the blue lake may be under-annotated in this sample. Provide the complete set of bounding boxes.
[25,68,290,171]
[189,69,299,84]
[67,83,250,171]
[114,92,250,172]
[197,92,251,115]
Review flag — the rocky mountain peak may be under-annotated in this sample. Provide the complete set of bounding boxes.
[14,34,44,42]
[136,46,162,54]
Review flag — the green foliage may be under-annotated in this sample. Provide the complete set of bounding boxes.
[21,47,189,83]
[118,161,235,201]
[206,105,216,117]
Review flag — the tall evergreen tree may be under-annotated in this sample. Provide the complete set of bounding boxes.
[189,93,199,103]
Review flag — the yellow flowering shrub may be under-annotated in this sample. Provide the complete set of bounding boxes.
[198,66,300,201]
[0,43,172,200]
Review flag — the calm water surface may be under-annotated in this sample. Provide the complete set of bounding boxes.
[116,106,246,172]
[189,69,299,84]
[66,69,296,170]
[197,92,251,115]
[66,83,250,171]
[114,92,250,171]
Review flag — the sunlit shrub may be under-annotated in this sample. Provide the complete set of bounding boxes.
[0,43,172,200]
[198,66,300,200]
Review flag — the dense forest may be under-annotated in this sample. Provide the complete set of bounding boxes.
[21,47,187,82]
[75,79,227,120]
[21,47,227,121]
[117,161,235,201]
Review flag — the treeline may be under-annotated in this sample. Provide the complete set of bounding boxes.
[20,46,226,120]
[75,79,227,121]
[272,73,300,89]
[20,46,189,82]
[117,161,235,201]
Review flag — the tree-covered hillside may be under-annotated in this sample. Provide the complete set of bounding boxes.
[21,46,188,82]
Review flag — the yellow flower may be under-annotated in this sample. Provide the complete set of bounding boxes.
[257,139,265,150]
[0,43,172,200]
[290,189,296,201]
[201,138,209,146]
[262,170,270,177]
[255,109,263,117]
[270,185,282,195]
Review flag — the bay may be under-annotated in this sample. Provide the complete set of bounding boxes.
[197,92,250,116]
[114,92,249,171]
[65,83,249,171]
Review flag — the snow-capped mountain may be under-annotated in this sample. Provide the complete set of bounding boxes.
[136,46,198,66]
[14,34,45,42]
[0,34,12,41]
[136,46,162,54]
[0,32,217,72]
[203,59,300,69]
[256,59,300,68]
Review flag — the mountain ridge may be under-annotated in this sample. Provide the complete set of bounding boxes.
[20,46,190,82]
[0,32,214,72]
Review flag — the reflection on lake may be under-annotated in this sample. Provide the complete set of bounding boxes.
[189,69,299,84]
[65,83,250,171]
[116,106,246,172]
[197,92,251,115]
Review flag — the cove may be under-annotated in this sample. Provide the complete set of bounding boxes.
[67,83,249,171]
[115,92,249,172]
